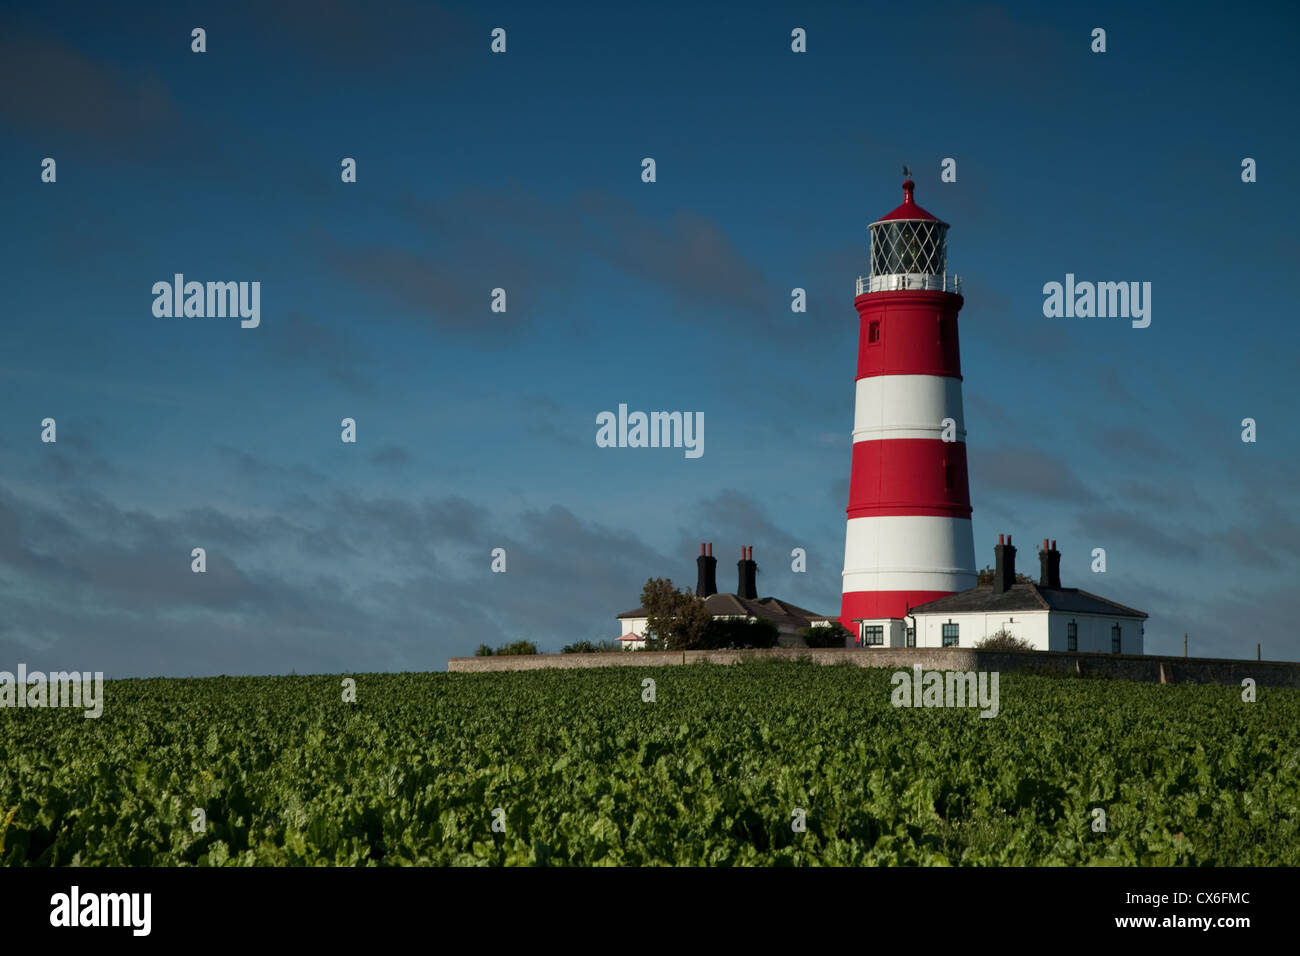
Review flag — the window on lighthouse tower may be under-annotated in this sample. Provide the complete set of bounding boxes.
[868,320,881,344]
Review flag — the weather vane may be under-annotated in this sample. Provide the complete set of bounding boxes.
[903,164,912,179]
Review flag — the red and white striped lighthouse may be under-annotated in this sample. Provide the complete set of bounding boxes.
[839,172,976,645]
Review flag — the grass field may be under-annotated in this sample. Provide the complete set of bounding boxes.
[3,660,1297,865]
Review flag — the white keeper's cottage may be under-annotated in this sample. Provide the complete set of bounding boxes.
[616,544,837,649]
[852,536,1147,653]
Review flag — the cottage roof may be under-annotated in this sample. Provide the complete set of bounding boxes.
[909,583,1147,618]
[617,593,832,629]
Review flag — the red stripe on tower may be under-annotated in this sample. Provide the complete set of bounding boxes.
[840,173,977,639]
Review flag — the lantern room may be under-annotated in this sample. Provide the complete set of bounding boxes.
[857,174,960,295]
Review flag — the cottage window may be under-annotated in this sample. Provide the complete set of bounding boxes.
[1067,621,1078,652]
[1111,624,1122,654]
[942,622,959,647]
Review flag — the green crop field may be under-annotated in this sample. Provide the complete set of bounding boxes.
[2,660,1297,866]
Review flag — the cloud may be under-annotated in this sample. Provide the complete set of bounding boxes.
[1092,423,1179,463]
[1211,515,1300,569]
[228,0,468,71]
[829,477,849,508]
[1146,582,1297,661]
[970,444,1099,504]
[668,489,840,612]
[1071,507,1197,561]
[38,443,118,483]
[0,475,682,676]
[262,313,376,396]
[579,193,773,315]
[684,489,792,548]
[966,392,1016,432]
[0,24,181,154]
[1111,478,1207,513]
[323,185,779,335]
[370,444,411,468]
[218,447,327,486]
[959,278,1068,358]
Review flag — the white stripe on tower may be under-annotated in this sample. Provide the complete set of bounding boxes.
[853,375,965,443]
[842,515,976,594]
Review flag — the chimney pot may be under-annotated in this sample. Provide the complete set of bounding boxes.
[999,533,1004,545]
[701,543,706,556]
[1042,538,1049,551]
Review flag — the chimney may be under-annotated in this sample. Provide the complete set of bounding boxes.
[1037,538,1062,590]
[696,542,718,597]
[993,534,1016,594]
[737,546,758,599]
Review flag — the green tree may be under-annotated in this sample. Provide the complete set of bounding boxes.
[976,565,1035,585]
[474,644,495,656]
[640,577,713,651]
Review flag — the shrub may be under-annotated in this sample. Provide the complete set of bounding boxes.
[496,640,539,656]
[562,641,597,654]
[474,645,495,657]
[976,628,1035,651]
[703,618,780,649]
[801,622,851,648]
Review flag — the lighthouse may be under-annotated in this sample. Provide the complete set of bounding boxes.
[839,171,977,647]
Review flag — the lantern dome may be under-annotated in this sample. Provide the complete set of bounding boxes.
[875,178,944,224]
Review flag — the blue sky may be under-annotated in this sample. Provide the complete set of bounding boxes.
[2,0,1297,677]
